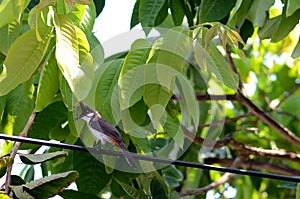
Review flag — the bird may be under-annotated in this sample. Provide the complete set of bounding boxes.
[76,101,137,169]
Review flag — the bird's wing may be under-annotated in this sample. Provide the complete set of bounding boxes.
[89,115,124,143]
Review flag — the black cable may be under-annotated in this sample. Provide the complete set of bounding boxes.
[1,133,300,182]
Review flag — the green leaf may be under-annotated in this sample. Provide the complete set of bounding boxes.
[23,101,68,149]
[0,156,13,177]
[170,0,185,26]
[292,36,300,58]
[12,0,31,23]
[144,84,171,129]
[54,13,93,101]
[131,0,140,29]
[154,0,168,26]
[139,0,166,28]
[0,21,21,55]
[95,59,122,123]
[162,165,183,182]
[0,85,34,136]
[93,0,105,17]
[163,114,184,149]
[155,27,191,72]
[258,16,280,40]
[60,189,101,199]
[67,2,96,35]
[207,44,239,91]
[11,171,79,199]
[0,0,15,28]
[59,72,73,110]
[150,179,168,199]
[19,151,68,164]
[287,0,300,16]
[0,27,53,96]
[35,48,59,112]
[73,150,111,195]
[116,179,148,199]
[296,183,300,199]
[199,0,235,23]
[246,0,274,27]
[271,9,300,42]
[227,0,253,27]
[119,39,151,108]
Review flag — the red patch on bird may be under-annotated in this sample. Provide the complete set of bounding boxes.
[112,139,119,146]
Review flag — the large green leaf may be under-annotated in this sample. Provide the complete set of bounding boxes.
[35,48,59,112]
[12,0,31,23]
[0,21,21,55]
[287,0,300,16]
[119,39,151,108]
[11,171,79,199]
[19,151,68,164]
[139,0,166,28]
[73,150,111,195]
[67,2,96,36]
[54,14,93,101]
[0,27,53,96]
[271,9,300,42]
[130,0,140,29]
[0,0,16,28]
[246,0,274,27]
[227,0,253,27]
[95,59,123,123]
[0,85,34,136]
[199,0,235,23]
[23,101,68,149]
[116,179,147,199]
[169,0,185,26]
[257,16,280,39]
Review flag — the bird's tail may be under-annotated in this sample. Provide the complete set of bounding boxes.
[119,143,137,169]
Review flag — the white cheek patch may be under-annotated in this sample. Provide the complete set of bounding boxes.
[87,112,94,117]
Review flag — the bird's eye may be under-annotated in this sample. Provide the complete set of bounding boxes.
[87,111,94,117]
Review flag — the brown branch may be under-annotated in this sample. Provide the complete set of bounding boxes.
[182,126,300,164]
[225,45,243,90]
[236,90,300,148]
[182,91,300,148]
[197,112,253,129]
[5,111,36,193]
[205,158,300,176]
[179,156,242,197]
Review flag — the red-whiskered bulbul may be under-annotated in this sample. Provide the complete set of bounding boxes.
[76,101,137,168]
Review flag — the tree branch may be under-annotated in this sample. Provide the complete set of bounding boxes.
[182,126,300,164]
[5,111,36,193]
[236,90,300,148]
[179,156,242,197]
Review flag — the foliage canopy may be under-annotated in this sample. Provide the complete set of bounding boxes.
[0,0,300,198]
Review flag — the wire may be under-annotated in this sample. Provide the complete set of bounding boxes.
[1,133,300,182]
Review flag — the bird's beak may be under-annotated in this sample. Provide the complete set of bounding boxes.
[75,101,86,120]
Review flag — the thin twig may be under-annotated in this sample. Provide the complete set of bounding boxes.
[225,45,243,90]
[236,90,300,148]
[197,112,253,130]
[275,84,300,109]
[182,126,300,163]
[5,111,36,193]
[179,156,242,196]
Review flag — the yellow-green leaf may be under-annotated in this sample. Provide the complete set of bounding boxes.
[54,14,93,101]
[0,27,53,96]
[35,48,59,112]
